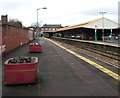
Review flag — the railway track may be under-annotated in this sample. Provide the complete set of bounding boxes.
[50,37,120,69]
[71,42,119,61]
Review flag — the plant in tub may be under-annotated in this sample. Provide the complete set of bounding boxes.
[8,57,36,64]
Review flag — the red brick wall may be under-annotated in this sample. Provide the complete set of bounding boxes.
[0,26,2,46]
[2,26,29,52]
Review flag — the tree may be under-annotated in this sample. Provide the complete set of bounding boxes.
[8,19,22,28]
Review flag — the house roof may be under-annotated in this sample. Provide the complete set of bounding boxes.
[42,24,63,28]
[54,18,119,32]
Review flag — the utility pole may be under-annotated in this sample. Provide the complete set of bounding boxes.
[99,11,106,42]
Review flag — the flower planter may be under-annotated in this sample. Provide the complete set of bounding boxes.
[4,57,38,85]
[29,43,41,52]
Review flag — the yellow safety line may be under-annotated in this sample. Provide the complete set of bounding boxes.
[45,38,120,81]
[6,69,37,72]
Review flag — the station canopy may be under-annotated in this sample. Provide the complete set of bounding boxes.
[54,18,119,32]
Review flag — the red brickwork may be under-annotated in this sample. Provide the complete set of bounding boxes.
[2,26,29,52]
[0,26,2,46]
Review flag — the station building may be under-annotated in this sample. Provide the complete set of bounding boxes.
[39,24,63,37]
[53,18,120,43]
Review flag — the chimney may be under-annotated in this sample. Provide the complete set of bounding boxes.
[1,15,8,25]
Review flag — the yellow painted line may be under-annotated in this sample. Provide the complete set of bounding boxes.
[6,69,37,72]
[45,38,120,81]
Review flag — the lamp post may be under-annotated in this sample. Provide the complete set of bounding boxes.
[36,7,47,43]
[99,11,106,42]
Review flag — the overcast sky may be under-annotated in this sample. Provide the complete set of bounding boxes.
[0,0,119,27]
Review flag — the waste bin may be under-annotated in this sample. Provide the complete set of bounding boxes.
[29,43,41,52]
[4,57,38,85]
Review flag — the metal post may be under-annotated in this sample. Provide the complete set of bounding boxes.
[99,11,106,42]
[36,9,39,43]
[110,29,113,41]
[36,7,47,43]
[95,29,97,41]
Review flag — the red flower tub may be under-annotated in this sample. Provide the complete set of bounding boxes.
[29,43,41,52]
[4,57,38,85]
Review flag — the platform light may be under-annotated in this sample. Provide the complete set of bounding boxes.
[36,7,47,43]
[99,11,107,42]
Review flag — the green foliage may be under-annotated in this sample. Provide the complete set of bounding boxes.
[8,57,33,64]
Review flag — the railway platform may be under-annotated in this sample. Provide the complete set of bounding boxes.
[51,37,119,53]
[2,37,119,97]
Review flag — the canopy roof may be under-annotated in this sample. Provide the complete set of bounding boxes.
[54,18,119,32]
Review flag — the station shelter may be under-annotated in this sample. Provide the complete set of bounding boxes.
[53,18,119,43]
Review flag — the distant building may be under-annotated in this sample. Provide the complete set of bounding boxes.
[39,24,63,37]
